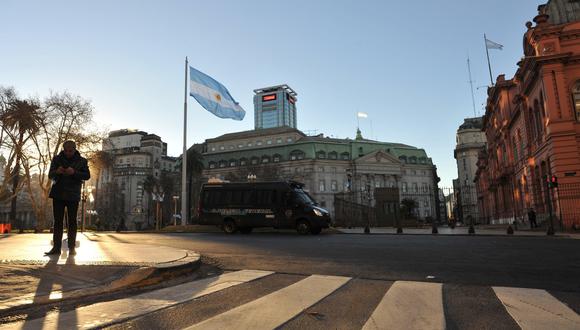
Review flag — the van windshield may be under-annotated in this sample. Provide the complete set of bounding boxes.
[293,189,316,205]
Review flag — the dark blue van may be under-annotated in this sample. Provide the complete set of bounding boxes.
[198,181,331,235]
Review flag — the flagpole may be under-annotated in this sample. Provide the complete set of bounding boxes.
[467,55,477,117]
[484,34,494,85]
[181,57,188,226]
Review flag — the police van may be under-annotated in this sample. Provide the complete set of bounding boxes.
[197,181,331,235]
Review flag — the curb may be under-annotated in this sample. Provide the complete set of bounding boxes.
[333,230,573,238]
[0,251,201,313]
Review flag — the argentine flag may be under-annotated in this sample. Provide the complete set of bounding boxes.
[189,67,246,121]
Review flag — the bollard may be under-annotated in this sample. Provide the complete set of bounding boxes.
[507,225,514,235]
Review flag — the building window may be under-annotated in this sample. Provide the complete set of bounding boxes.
[318,167,324,172]
[399,156,407,163]
[219,161,227,168]
[409,156,417,164]
[413,183,418,192]
[290,150,304,160]
[266,140,272,145]
[240,158,247,166]
[573,81,580,121]
[229,145,234,150]
[261,156,270,164]
[402,182,408,193]
[319,180,326,192]
[209,162,216,169]
[341,152,350,160]
[256,141,263,146]
[251,157,259,165]
[219,145,225,151]
[422,183,428,192]
[317,151,326,159]
[247,142,253,147]
[331,180,338,191]
[273,154,281,163]
[328,151,338,160]
[276,138,282,144]
[287,137,293,143]
[229,160,237,167]
[238,144,244,148]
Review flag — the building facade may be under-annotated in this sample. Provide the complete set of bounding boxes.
[454,117,486,224]
[98,129,178,230]
[253,85,297,130]
[199,126,439,220]
[475,0,580,229]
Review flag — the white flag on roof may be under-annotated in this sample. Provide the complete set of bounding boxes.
[357,112,368,118]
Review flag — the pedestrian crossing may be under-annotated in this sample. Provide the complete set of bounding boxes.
[2,270,579,330]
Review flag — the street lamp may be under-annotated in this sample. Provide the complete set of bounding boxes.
[152,185,165,231]
[247,173,257,182]
[172,195,180,226]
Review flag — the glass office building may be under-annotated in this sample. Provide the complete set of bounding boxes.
[253,85,297,129]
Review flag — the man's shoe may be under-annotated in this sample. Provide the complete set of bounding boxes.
[44,248,61,256]
[69,248,76,256]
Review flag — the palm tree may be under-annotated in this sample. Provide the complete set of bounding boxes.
[0,98,42,232]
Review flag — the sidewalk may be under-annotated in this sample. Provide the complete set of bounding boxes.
[335,226,580,238]
[0,232,200,313]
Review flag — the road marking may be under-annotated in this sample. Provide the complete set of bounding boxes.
[493,286,580,330]
[185,274,351,330]
[0,270,273,330]
[363,281,445,330]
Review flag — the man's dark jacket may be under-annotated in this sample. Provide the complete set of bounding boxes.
[48,150,91,201]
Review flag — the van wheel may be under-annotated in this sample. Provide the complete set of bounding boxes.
[296,220,311,235]
[310,226,322,235]
[240,227,253,234]
[223,220,238,234]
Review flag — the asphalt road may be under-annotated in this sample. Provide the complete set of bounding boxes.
[90,231,580,292]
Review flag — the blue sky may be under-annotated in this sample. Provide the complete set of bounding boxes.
[1,0,541,186]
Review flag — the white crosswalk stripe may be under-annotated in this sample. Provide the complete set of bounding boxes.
[0,270,273,330]
[363,281,445,330]
[185,274,350,330]
[493,286,580,330]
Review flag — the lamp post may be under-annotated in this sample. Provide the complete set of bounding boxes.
[152,185,164,231]
[172,195,180,226]
[247,173,257,182]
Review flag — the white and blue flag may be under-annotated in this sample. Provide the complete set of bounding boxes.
[189,67,245,121]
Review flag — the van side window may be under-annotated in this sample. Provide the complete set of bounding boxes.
[219,190,232,206]
[231,190,243,205]
[242,190,255,205]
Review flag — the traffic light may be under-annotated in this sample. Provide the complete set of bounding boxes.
[547,175,558,188]
[551,175,558,188]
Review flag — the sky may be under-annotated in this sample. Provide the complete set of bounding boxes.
[0,0,542,186]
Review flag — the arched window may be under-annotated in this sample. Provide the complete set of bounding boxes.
[250,157,259,165]
[240,158,248,166]
[229,159,237,167]
[316,151,326,159]
[409,156,417,164]
[273,154,282,163]
[290,150,305,161]
[261,155,270,164]
[328,151,338,160]
[572,81,580,121]
[208,161,217,169]
[341,152,350,160]
[399,156,407,163]
[419,157,426,164]
[219,160,227,168]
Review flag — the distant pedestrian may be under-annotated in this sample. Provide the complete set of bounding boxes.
[44,141,90,256]
[528,208,537,229]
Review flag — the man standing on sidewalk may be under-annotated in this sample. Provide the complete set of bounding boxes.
[44,141,90,256]
[528,208,537,229]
